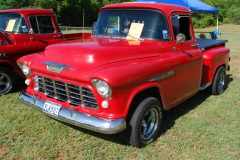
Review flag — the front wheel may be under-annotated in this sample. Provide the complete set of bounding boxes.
[0,67,15,95]
[129,97,163,148]
[211,66,226,95]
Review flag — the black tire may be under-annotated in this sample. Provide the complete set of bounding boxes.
[129,97,163,148]
[211,66,226,95]
[0,67,15,95]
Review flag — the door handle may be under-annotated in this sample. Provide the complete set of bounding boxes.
[30,37,34,41]
[191,43,199,47]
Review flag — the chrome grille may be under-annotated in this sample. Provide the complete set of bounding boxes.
[35,76,98,109]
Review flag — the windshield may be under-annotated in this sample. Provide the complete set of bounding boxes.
[93,9,170,41]
[0,13,28,34]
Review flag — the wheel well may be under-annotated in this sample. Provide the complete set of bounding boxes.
[213,64,226,80]
[126,87,162,123]
[0,63,14,70]
[0,63,18,76]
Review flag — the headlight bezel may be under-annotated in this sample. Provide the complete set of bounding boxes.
[92,79,112,99]
[17,62,32,77]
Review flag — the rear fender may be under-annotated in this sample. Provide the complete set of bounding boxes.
[202,46,230,84]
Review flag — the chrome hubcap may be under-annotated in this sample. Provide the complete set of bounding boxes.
[141,107,159,140]
[218,71,225,93]
[0,73,10,93]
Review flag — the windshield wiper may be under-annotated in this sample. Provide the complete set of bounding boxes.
[94,34,126,39]
[0,28,7,33]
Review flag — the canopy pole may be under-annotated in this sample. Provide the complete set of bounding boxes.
[217,15,219,30]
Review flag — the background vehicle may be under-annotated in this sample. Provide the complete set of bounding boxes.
[0,9,90,94]
[18,2,230,148]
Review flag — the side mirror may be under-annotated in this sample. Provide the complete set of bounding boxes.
[176,33,186,43]
[29,28,34,34]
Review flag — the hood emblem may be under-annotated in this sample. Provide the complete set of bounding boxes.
[43,62,73,73]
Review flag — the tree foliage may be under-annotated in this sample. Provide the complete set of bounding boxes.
[0,0,239,27]
[192,0,240,27]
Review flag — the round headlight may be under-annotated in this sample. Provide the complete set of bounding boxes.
[17,62,32,77]
[22,64,30,75]
[92,79,112,98]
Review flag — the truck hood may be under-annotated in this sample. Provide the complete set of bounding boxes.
[30,37,162,81]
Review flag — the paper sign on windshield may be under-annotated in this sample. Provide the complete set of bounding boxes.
[126,22,144,40]
[5,19,16,32]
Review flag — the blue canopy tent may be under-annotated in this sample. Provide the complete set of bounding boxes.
[136,0,220,39]
[135,0,218,14]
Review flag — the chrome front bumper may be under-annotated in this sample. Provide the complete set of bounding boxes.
[19,92,126,134]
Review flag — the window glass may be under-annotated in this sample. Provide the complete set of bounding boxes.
[171,15,192,40]
[93,10,169,41]
[29,16,55,34]
[0,13,28,34]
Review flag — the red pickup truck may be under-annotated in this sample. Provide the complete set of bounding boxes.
[0,9,89,94]
[18,2,230,148]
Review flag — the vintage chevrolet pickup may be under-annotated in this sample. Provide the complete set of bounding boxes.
[18,2,230,148]
[0,9,90,94]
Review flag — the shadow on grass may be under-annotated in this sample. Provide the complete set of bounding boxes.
[59,91,212,146]
[225,74,233,91]
[160,74,233,134]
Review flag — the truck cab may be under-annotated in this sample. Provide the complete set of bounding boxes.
[18,2,230,148]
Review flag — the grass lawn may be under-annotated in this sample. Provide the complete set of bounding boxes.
[0,24,239,159]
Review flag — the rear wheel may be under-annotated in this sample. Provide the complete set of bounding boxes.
[211,66,226,95]
[129,97,163,148]
[0,67,15,95]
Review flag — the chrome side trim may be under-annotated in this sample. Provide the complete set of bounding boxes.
[19,92,126,134]
[199,82,212,90]
[0,53,8,57]
[149,71,175,81]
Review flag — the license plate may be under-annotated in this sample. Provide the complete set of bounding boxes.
[43,101,61,116]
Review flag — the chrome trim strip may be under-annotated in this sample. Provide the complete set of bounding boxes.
[41,76,47,94]
[52,79,57,98]
[79,86,84,106]
[199,82,212,90]
[19,92,126,134]
[65,83,70,102]
[149,71,175,81]
[0,53,8,57]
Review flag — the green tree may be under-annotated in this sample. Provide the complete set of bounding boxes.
[226,6,240,24]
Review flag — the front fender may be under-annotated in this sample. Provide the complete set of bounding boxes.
[88,55,176,119]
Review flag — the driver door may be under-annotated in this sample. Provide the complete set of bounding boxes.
[171,14,203,104]
[28,15,64,52]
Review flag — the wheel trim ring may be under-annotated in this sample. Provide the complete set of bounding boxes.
[218,71,225,93]
[141,106,159,140]
[0,73,11,93]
